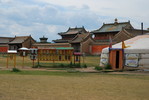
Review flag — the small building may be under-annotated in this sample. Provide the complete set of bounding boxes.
[53,26,88,43]
[8,35,36,50]
[0,37,14,53]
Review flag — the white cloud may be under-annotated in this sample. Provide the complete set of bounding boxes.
[35,0,149,27]
[0,0,149,42]
[0,0,13,3]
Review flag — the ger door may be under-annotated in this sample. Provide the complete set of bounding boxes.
[109,49,123,70]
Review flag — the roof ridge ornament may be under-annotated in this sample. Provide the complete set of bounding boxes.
[114,18,118,25]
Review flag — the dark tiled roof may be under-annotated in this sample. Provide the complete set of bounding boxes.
[125,29,149,36]
[52,39,70,43]
[112,29,133,43]
[58,27,87,35]
[92,21,132,33]
[112,28,149,43]
[0,37,14,44]
[9,36,30,44]
[70,33,90,43]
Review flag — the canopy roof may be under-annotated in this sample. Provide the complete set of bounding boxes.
[19,47,29,51]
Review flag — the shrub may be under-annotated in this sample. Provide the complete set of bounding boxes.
[82,64,87,68]
[69,62,73,67]
[104,63,112,69]
[11,68,21,72]
[74,63,81,68]
[59,64,65,68]
[95,66,103,70]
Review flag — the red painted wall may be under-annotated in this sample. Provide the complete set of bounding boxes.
[91,45,108,55]
[0,47,8,53]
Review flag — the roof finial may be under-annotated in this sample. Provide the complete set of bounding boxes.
[114,18,118,25]
[115,18,118,23]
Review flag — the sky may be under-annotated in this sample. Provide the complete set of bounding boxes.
[0,0,149,42]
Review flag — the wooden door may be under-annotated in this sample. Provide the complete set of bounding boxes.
[109,49,123,70]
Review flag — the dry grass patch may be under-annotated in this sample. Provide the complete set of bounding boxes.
[0,72,149,100]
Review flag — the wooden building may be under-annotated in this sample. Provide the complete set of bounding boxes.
[8,36,36,50]
[53,26,88,43]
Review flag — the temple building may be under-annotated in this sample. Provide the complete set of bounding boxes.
[92,19,134,41]
[52,26,94,54]
[90,19,134,54]
[53,26,88,43]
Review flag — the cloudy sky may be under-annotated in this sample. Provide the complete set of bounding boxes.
[0,0,149,42]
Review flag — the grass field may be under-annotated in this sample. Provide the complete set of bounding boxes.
[0,54,149,100]
[0,70,149,100]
